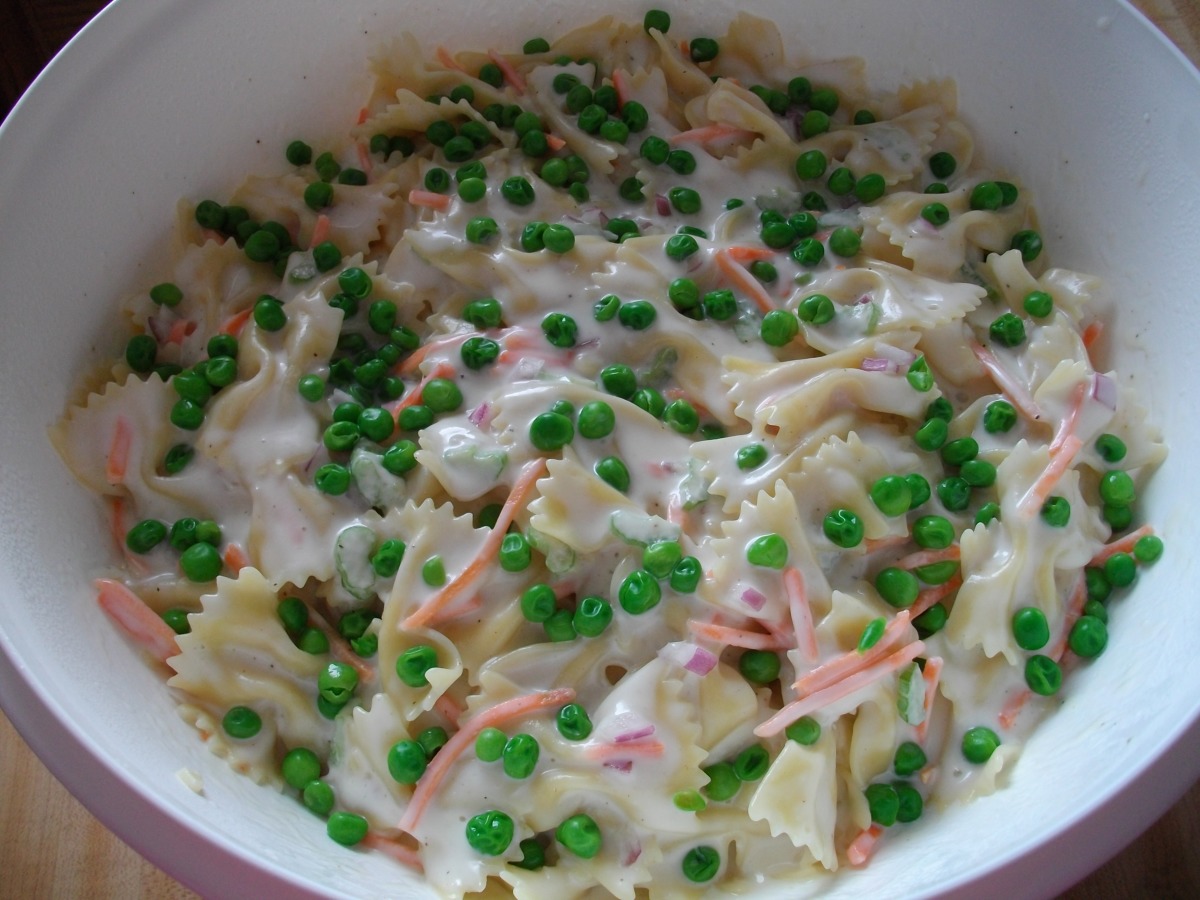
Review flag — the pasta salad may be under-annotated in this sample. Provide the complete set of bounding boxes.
[52,8,1165,898]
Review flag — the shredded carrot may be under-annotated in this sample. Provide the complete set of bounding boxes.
[784,567,818,664]
[166,319,197,345]
[434,692,463,728]
[95,578,179,664]
[864,534,910,553]
[687,619,788,650]
[395,333,469,377]
[758,640,925,738]
[355,140,372,177]
[847,825,884,867]
[356,106,370,126]
[723,245,776,263]
[108,497,149,576]
[1050,381,1088,455]
[360,832,424,870]
[582,738,666,761]
[669,123,758,146]
[435,46,466,73]
[915,656,943,744]
[397,687,575,833]
[106,416,132,485]
[794,611,913,697]
[223,543,250,573]
[1090,524,1154,567]
[306,607,374,683]
[386,362,457,421]
[487,50,526,94]
[1048,573,1089,662]
[545,133,567,152]
[895,545,961,571]
[403,458,548,629]
[910,576,962,619]
[407,189,452,211]
[998,688,1030,731]
[715,248,776,314]
[310,213,332,247]
[1082,320,1104,350]
[220,307,253,336]
[611,69,630,108]
[1016,434,1083,517]
[970,340,1043,422]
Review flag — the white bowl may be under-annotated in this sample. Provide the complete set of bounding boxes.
[1,0,1198,897]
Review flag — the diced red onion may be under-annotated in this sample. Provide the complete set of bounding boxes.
[604,760,634,773]
[655,194,670,216]
[741,587,767,610]
[1091,372,1118,410]
[623,841,643,865]
[146,315,168,343]
[860,357,894,373]
[855,294,873,305]
[658,641,718,675]
[613,723,656,743]
[467,402,490,426]
[875,343,916,366]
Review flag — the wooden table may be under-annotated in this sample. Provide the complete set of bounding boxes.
[3,1,1199,897]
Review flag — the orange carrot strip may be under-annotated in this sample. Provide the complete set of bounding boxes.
[223,543,250,573]
[106,416,132,485]
[723,245,776,263]
[395,334,468,377]
[915,656,943,744]
[220,307,253,336]
[847,825,884,867]
[356,106,370,125]
[355,140,372,177]
[398,687,575,833]
[758,640,925,737]
[407,189,452,211]
[669,123,758,145]
[360,832,423,870]
[1016,434,1083,517]
[1049,381,1088,455]
[108,497,149,575]
[716,248,775,314]
[166,319,197,345]
[1048,573,1089,663]
[403,458,548,629]
[433,692,463,728]
[435,46,466,73]
[487,50,526,94]
[910,576,962,619]
[611,69,630,107]
[306,607,374,683]
[895,545,961,570]
[998,688,1029,731]
[582,739,666,761]
[793,611,913,696]
[784,567,818,664]
[864,534,910,553]
[545,133,567,152]
[687,619,788,650]
[1090,524,1154,567]
[970,340,1043,421]
[310,213,332,247]
[95,578,180,664]
[385,362,456,417]
[1082,320,1103,350]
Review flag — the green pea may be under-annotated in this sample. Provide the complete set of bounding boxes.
[593,293,621,322]
[870,475,912,517]
[855,173,887,204]
[465,216,499,244]
[914,603,948,638]
[386,739,427,784]
[280,747,321,791]
[666,149,696,174]
[942,437,979,466]
[1011,607,1050,650]
[474,727,507,762]
[618,569,661,614]
[642,540,683,580]
[541,223,575,253]
[670,556,702,593]
[914,417,948,452]
[787,76,812,104]
[1011,229,1043,262]
[161,608,191,635]
[702,762,740,801]
[125,519,167,554]
[921,202,950,226]
[1104,551,1137,587]
[396,644,438,687]
[595,455,630,492]
[519,584,557,623]
[800,109,830,137]
[1103,503,1133,530]
[865,783,900,826]
[746,533,788,569]
[1095,433,1127,463]
[466,810,514,856]
[318,661,358,707]
[180,541,222,581]
[459,335,499,371]
[913,515,954,549]
[702,289,737,321]
[761,309,800,346]
[739,650,780,685]
[749,260,778,283]
[989,313,1026,348]
[894,781,924,823]
[906,356,933,392]
[323,421,360,452]
[512,838,545,871]
[501,733,540,779]
[421,555,446,587]
[857,617,886,652]
[1135,534,1164,563]
[789,211,819,238]
[689,36,720,62]
[1025,655,1063,695]
[302,779,334,816]
[125,334,158,373]
[983,399,1017,433]
[969,181,1003,210]
[379,440,417,477]
[1099,470,1135,507]
[568,596,611,638]
[927,151,956,179]
[791,237,824,267]
[894,741,927,776]
[222,705,262,739]
[1040,496,1071,527]
[736,444,768,471]
[876,567,919,608]
[673,790,707,812]
[961,726,1001,764]
[556,813,602,858]
[1023,290,1054,318]
[937,477,971,512]
[529,411,574,451]
[823,508,864,548]
[734,744,770,782]
[664,399,699,434]
[543,611,576,643]
[785,716,821,746]
[494,532,530,573]
[557,702,593,741]
[631,387,666,418]
[795,149,828,180]
[665,233,699,260]
[312,241,342,273]
[617,299,657,330]
[1069,615,1108,658]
